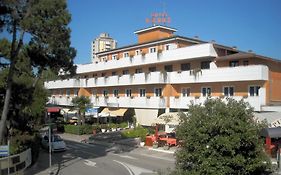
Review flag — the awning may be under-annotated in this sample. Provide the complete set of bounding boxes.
[260,127,281,138]
[46,107,61,113]
[254,112,281,127]
[99,108,128,117]
[154,112,188,125]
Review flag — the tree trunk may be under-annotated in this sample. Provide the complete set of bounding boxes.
[81,112,85,125]
[0,61,15,144]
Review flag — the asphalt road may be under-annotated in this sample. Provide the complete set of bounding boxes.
[25,140,175,175]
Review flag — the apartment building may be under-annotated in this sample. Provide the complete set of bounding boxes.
[45,25,281,126]
[91,33,117,63]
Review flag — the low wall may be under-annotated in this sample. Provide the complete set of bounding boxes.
[0,148,31,175]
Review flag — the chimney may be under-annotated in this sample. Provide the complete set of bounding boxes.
[232,46,237,50]
[194,36,199,39]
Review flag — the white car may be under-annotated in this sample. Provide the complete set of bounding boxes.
[41,134,66,152]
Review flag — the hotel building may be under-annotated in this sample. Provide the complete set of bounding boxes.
[45,25,281,127]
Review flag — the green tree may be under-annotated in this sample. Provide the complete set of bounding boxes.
[72,96,91,125]
[0,0,76,143]
[174,98,270,175]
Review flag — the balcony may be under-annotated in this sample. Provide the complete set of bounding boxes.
[76,43,217,74]
[45,65,268,89]
[47,96,73,106]
[44,79,83,89]
[170,87,266,111]
[170,65,268,84]
[91,96,166,109]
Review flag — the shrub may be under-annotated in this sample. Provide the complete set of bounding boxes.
[64,124,96,135]
[121,126,148,142]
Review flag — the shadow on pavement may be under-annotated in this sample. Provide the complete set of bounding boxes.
[25,131,139,175]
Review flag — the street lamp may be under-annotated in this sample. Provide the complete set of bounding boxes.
[48,112,53,175]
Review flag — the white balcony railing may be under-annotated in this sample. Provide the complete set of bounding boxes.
[90,96,166,109]
[44,79,83,89]
[47,96,73,106]
[169,65,268,84]
[76,43,217,74]
[170,87,266,111]
[44,65,268,89]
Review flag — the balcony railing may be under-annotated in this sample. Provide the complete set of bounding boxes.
[90,96,166,109]
[170,65,268,84]
[170,87,266,111]
[45,65,268,89]
[76,43,217,74]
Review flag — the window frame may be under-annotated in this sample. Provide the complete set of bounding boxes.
[154,87,162,97]
[223,86,234,97]
[201,87,211,97]
[139,88,146,97]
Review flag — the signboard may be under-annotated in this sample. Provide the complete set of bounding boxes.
[146,12,171,25]
[0,145,9,157]
[86,107,99,116]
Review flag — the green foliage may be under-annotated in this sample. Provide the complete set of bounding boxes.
[64,124,96,135]
[121,126,148,142]
[117,122,128,129]
[72,96,91,125]
[174,98,270,175]
[10,130,41,164]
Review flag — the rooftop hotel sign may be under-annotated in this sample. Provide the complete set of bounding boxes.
[146,12,171,25]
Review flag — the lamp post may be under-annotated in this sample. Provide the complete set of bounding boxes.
[48,112,53,175]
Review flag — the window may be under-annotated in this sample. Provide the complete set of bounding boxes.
[149,47,156,53]
[164,65,173,72]
[135,68,142,74]
[154,88,162,97]
[149,66,156,72]
[135,50,140,55]
[92,89,97,96]
[125,89,132,97]
[123,52,129,58]
[249,86,260,96]
[66,89,70,96]
[243,60,249,66]
[112,71,117,76]
[202,87,211,97]
[93,73,97,77]
[101,72,106,77]
[103,90,108,97]
[113,89,119,97]
[139,88,146,97]
[229,60,239,67]
[224,86,234,96]
[181,63,191,71]
[182,88,191,97]
[165,44,170,51]
[74,89,78,96]
[122,70,129,75]
[112,54,118,60]
[58,90,63,96]
[201,61,211,69]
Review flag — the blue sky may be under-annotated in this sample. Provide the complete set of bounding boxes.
[68,0,281,64]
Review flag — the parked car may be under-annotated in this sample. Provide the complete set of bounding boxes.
[69,117,78,125]
[41,134,66,152]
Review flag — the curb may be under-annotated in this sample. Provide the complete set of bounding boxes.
[148,147,175,154]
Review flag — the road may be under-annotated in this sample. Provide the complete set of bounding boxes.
[25,140,175,175]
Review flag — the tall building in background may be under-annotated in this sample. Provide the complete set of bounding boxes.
[91,33,117,62]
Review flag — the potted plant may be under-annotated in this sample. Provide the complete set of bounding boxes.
[175,95,180,99]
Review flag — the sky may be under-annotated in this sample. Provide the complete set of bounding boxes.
[67,0,281,64]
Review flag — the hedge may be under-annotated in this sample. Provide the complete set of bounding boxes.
[64,124,96,135]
